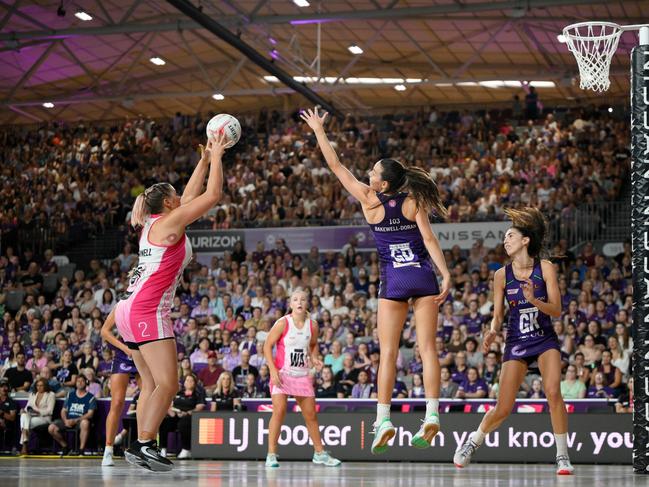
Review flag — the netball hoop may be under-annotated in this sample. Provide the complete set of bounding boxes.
[562,21,649,473]
[562,22,649,92]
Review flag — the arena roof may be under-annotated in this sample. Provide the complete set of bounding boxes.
[0,0,644,124]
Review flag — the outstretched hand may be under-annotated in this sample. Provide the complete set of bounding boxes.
[209,131,229,161]
[300,107,328,132]
[199,138,213,165]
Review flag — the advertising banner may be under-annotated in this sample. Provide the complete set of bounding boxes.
[188,230,246,253]
[191,412,631,463]
[188,221,511,255]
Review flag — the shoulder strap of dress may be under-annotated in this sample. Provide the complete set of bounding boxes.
[504,263,513,283]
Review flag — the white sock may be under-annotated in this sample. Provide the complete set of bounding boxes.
[470,428,486,446]
[138,438,152,444]
[104,446,113,454]
[376,403,391,424]
[425,399,439,417]
[555,433,568,457]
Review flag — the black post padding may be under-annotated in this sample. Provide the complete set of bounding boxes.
[631,44,649,474]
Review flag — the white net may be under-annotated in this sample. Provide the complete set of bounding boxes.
[562,22,623,92]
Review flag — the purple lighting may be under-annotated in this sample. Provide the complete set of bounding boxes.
[269,49,279,59]
[290,19,335,25]
[268,37,277,45]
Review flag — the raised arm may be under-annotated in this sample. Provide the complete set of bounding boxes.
[155,132,227,240]
[415,208,451,304]
[180,141,211,205]
[300,107,374,205]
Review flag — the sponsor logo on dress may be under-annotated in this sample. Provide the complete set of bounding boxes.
[511,345,527,357]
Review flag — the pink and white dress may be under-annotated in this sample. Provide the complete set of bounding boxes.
[115,214,192,346]
[270,314,315,397]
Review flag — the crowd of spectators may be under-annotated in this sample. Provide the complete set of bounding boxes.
[0,105,634,453]
[0,104,630,253]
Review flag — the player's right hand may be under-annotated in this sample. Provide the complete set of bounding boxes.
[270,370,282,387]
[482,329,498,353]
[210,131,228,159]
[300,107,328,131]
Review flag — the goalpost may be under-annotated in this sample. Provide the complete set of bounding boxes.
[563,22,649,473]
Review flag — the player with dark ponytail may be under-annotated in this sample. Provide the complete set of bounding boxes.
[454,207,574,475]
[301,108,450,454]
[378,159,447,218]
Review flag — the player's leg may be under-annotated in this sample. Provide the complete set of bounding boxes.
[266,393,287,467]
[538,349,574,475]
[125,339,177,472]
[411,295,441,448]
[295,395,341,467]
[102,373,129,466]
[372,298,409,454]
[454,359,528,468]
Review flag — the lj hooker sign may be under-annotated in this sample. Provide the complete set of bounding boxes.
[191,412,631,463]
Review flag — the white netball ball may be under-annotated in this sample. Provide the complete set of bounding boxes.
[206,113,241,148]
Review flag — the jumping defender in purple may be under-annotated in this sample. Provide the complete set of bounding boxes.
[454,207,574,475]
[301,107,451,454]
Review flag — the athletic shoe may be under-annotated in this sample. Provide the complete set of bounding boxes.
[125,440,173,472]
[177,449,192,459]
[102,449,115,467]
[556,455,574,475]
[410,413,440,449]
[114,433,124,447]
[312,450,341,466]
[265,453,279,468]
[454,438,480,468]
[371,418,396,455]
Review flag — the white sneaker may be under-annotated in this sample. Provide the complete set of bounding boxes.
[312,450,341,466]
[265,453,279,468]
[410,413,440,449]
[114,433,124,447]
[454,438,480,468]
[159,448,167,458]
[102,449,114,467]
[177,449,192,459]
[556,455,574,475]
[371,418,396,455]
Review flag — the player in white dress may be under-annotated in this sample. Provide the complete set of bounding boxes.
[263,290,341,467]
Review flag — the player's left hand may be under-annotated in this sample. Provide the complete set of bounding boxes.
[300,107,328,131]
[199,138,213,165]
[311,356,323,369]
[432,274,451,305]
[521,278,535,302]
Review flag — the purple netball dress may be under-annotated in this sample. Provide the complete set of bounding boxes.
[109,343,138,375]
[502,260,560,364]
[369,192,440,301]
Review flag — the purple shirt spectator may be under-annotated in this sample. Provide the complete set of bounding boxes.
[458,378,488,395]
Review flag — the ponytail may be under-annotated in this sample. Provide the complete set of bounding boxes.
[504,206,548,258]
[378,159,447,218]
[404,167,448,218]
[131,193,148,227]
[130,182,176,228]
